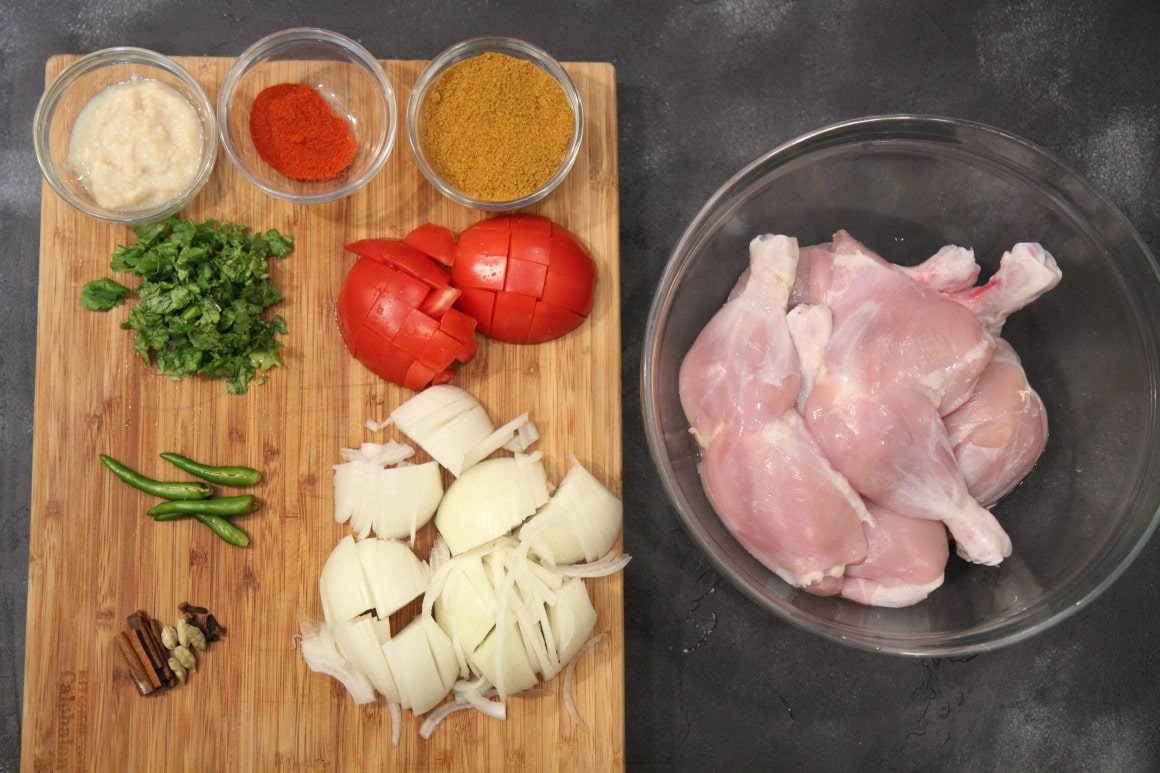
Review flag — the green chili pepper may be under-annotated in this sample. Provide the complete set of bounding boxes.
[147,495,261,519]
[159,452,262,487]
[193,513,250,548]
[100,454,214,501]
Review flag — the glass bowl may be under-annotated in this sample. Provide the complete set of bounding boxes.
[33,47,217,225]
[642,115,1160,656]
[406,36,584,211]
[217,28,397,204]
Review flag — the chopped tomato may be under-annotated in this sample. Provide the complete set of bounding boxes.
[403,223,458,267]
[345,238,452,289]
[337,255,477,390]
[449,215,597,344]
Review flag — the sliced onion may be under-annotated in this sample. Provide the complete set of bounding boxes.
[371,461,443,542]
[549,578,597,668]
[520,457,622,566]
[471,617,539,698]
[390,385,496,476]
[355,538,431,618]
[382,616,454,714]
[330,613,401,703]
[431,551,499,656]
[319,535,375,627]
[557,550,633,578]
[461,412,538,471]
[563,634,603,728]
[503,419,540,453]
[434,453,550,555]
[419,700,475,739]
[339,439,414,465]
[297,618,376,704]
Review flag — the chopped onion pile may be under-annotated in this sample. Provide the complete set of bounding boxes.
[301,384,629,743]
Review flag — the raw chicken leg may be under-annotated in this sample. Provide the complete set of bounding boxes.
[841,504,950,608]
[679,235,870,593]
[898,244,981,293]
[945,338,1048,506]
[944,242,1061,335]
[800,232,1012,566]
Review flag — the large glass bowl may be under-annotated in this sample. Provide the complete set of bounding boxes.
[642,115,1160,656]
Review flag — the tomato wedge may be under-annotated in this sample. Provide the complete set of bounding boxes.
[449,215,597,344]
[403,223,458,268]
[346,238,452,290]
[337,255,477,390]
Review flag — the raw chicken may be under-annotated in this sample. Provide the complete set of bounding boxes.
[678,229,1060,607]
[945,338,1048,506]
[944,242,1061,335]
[679,235,871,593]
[798,232,1011,566]
[841,504,950,608]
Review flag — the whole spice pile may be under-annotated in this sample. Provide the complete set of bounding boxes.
[421,52,574,202]
[114,604,226,696]
[249,83,357,181]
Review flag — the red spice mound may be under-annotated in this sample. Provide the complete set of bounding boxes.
[249,83,357,181]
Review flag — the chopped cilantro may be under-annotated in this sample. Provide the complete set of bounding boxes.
[84,216,294,394]
[80,277,131,311]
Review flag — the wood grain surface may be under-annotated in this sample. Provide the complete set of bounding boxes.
[24,55,622,771]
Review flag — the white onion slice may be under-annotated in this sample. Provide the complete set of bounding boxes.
[297,618,376,704]
[319,535,375,626]
[461,412,538,471]
[435,454,550,555]
[355,538,431,618]
[557,550,633,578]
[563,634,603,728]
[520,457,622,566]
[331,613,401,703]
[382,616,454,714]
[390,385,496,476]
[549,578,597,669]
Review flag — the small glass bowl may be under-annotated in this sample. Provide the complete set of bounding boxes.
[33,47,218,225]
[217,28,397,205]
[407,36,584,212]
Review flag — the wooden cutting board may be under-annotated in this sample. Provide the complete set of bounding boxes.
[24,55,622,771]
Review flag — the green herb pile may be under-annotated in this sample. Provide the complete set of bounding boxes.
[81,217,294,394]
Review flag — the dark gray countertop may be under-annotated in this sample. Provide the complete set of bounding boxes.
[3,1,1159,769]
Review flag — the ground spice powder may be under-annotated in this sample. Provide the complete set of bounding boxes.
[249,83,357,181]
[422,52,574,202]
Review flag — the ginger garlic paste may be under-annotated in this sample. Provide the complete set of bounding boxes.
[67,78,203,211]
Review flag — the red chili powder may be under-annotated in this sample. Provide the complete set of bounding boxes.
[248,83,357,181]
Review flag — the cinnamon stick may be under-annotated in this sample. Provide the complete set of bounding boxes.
[120,630,161,691]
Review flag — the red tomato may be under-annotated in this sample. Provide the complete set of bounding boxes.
[337,255,477,390]
[449,215,597,344]
[403,223,457,267]
[345,238,451,289]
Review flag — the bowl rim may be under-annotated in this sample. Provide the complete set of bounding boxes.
[641,112,1160,656]
[33,46,219,224]
[216,27,398,205]
[405,35,585,212]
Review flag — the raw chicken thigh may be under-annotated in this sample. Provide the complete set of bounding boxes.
[679,229,1060,607]
[798,232,1009,565]
[945,338,1048,506]
[679,235,871,593]
[841,504,950,608]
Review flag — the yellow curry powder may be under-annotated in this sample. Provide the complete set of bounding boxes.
[422,52,575,202]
